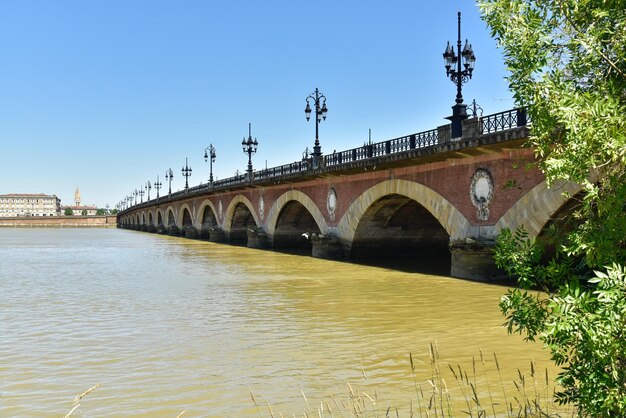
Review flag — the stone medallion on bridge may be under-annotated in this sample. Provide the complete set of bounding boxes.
[327,187,337,221]
[259,196,265,220]
[470,168,494,221]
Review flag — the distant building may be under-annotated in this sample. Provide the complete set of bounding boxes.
[0,193,62,217]
[61,187,97,216]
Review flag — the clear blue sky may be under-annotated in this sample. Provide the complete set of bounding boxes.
[0,0,513,208]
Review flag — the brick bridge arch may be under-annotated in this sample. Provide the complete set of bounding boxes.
[336,179,471,248]
[165,206,176,227]
[496,179,582,239]
[177,203,194,229]
[156,209,164,226]
[265,190,329,237]
[223,195,260,242]
[196,199,220,231]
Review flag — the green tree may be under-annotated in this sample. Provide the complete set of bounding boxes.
[81,210,88,216]
[64,208,74,216]
[96,208,107,215]
[110,208,118,215]
[480,0,626,414]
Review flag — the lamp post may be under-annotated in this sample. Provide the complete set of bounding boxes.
[181,157,192,191]
[155,175,162,200]
[165,168,174,195]
[304,88,328,167]
[138,188,145,203]
[146,181,151,201]
[443,12,476,138]
[133,189,138,205]
[204,144,216,187]
[241,123,258,181]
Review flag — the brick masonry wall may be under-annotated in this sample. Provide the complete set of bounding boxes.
[126,147,543,233]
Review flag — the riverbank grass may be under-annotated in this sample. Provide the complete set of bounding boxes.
[253,344,573,417]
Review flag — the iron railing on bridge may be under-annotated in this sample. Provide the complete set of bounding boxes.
[324,128,439,167]
[124,108,528,210]
[480,108,528,134]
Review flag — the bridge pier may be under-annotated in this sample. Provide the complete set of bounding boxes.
[183,227,199,239]
[449,240,505,281]
[247,229,269,249]
[208,228,226,242]
[199,227,211,239]
[311,234,344,259]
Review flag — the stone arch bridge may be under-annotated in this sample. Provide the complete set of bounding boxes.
[119,109,580,280]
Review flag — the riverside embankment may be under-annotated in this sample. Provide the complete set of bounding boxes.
[0,215,117,227]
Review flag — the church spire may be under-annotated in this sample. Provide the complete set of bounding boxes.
[74,187,81,207]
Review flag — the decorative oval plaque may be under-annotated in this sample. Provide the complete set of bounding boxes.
[470,168,494,221]
[258,196,265,220]
[327,187,337,219]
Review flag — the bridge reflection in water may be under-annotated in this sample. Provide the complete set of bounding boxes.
[119,108,581,281]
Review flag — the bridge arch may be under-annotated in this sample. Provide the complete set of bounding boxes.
[265,190,328,250]
[337,179,471,246]
[148,211,154,226]
[495,179,582,239]
[196,200,219,231]
[223,195,259,245]
[156,209,164,227]
[165,206,176,227]
[177,203,194,229]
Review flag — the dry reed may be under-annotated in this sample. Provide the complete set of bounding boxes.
[253,346,574,417]
[63,383,99,418]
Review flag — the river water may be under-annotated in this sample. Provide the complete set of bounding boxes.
[0,229,560,417]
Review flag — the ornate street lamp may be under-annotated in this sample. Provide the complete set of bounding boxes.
[165,168,174,195]
[181,157,192,190]
[155,175,162,200]
[133,189,138,205]
[242,123,258,180]
[146,181,151,201]
[138,187,145,203]
[443,12,476,138]
[204,144,216,187]
[304,88,328,167]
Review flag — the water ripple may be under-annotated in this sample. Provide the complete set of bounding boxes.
[0,229,555,417]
